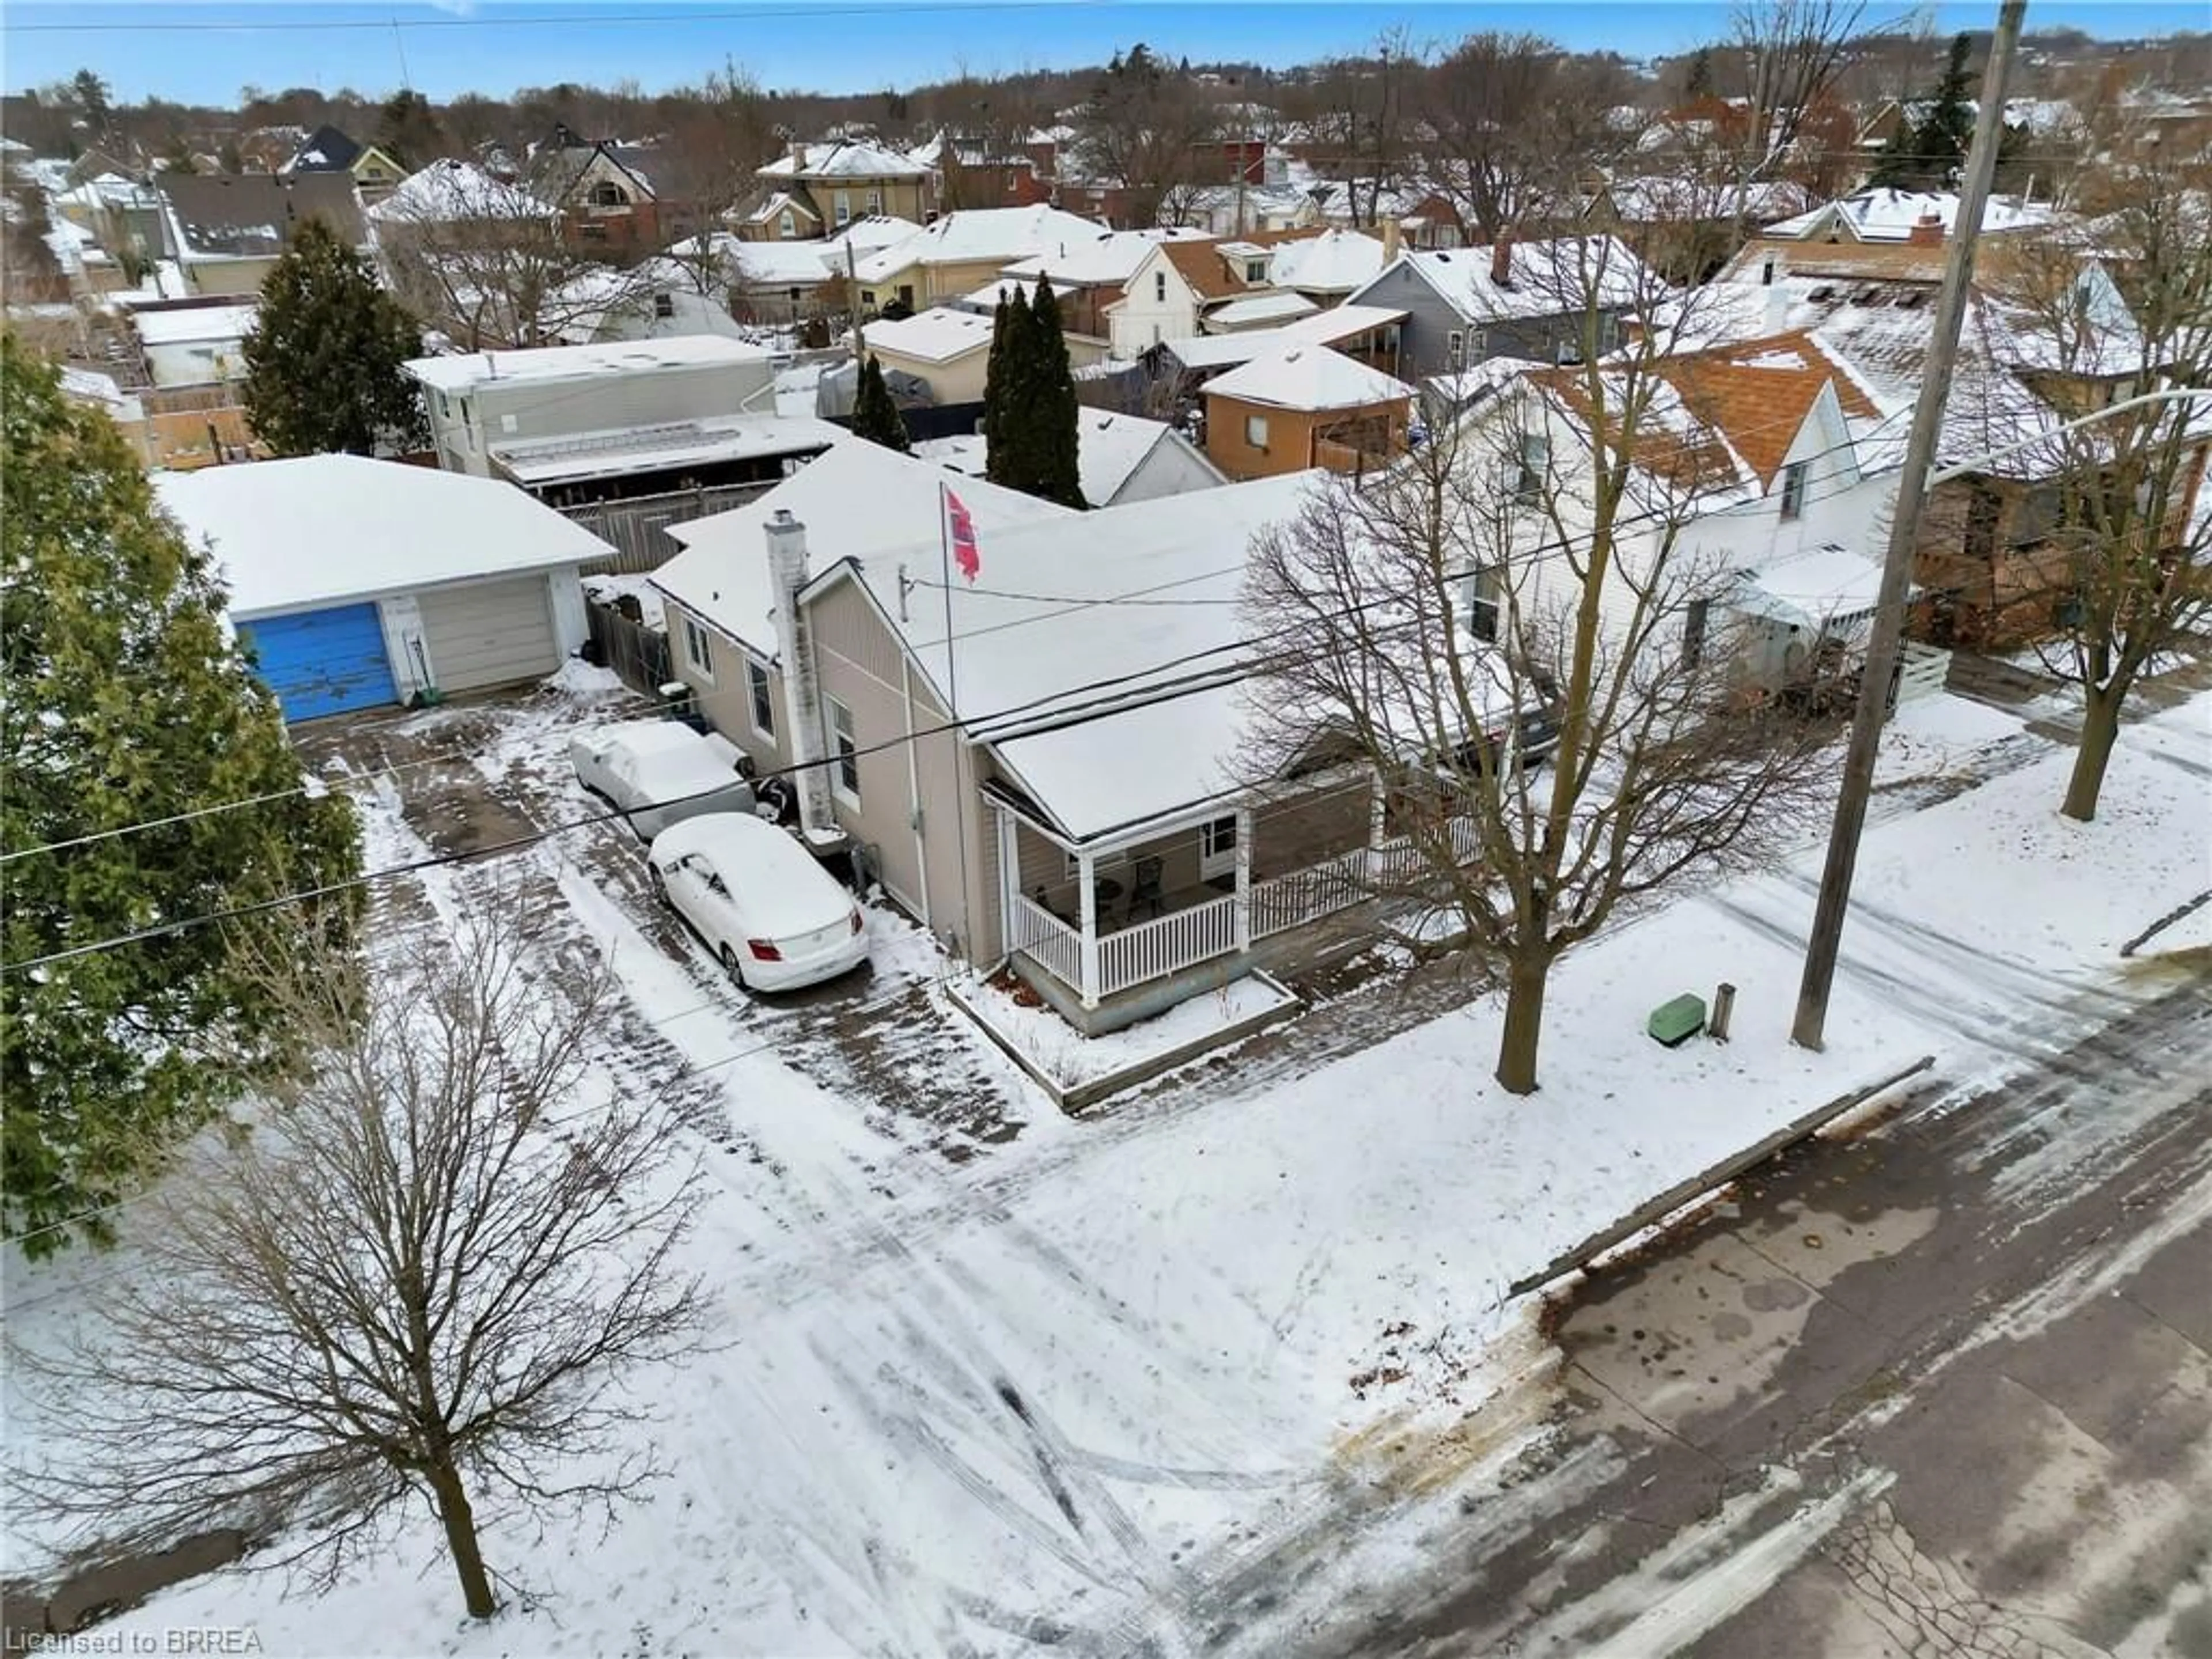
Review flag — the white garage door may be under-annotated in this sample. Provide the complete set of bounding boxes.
[418,575,558,694]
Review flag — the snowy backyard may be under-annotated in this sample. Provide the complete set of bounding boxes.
[6,671,2209,1657]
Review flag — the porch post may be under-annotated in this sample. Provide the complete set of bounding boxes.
[1232,806,1252,952]
[1077,846,1100,1009]
[1366,767,1388,880]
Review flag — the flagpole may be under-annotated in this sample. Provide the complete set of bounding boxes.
[938,481,975,967]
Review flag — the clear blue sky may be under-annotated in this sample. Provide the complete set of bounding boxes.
[5,1,2200,107]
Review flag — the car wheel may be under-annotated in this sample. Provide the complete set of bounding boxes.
[719,942,748,988]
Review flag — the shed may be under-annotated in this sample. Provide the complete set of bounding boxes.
[156,456,611,721]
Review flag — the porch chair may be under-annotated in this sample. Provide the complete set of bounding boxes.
[1128,857,1164,923]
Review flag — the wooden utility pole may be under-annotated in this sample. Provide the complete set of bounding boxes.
[1791,0,2029,1051]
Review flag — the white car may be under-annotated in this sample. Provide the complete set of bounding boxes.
[567,721,757,840]
[648,814,870,992]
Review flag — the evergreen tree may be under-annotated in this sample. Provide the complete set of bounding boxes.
[850,353,911,453]
[1865,115,1919,189]
[1024,274,1085,509]
[1,337,363,1255]
[1908,33,1979,188]
[242,219,430,457]
[1683,46,1715,101]
[982,285,1034,490]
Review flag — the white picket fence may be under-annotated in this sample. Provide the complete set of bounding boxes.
[1097,893,1238,998]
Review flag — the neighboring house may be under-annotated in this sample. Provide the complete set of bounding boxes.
[656,445,1483,1035]
[526,126,687,257]
[51,172,169,270]
[847,204,1109,313]
[692,216,920,324]
[544,259,749,346]
[740,140,935,239]
[1458,329,1903,691]
[978,227,1213,344]
[1160,302,1413,388]
[490,414,847,509]
[1264,226,1391,306]
[912,408,1228,509]
[857,307,998,403]
[1759,187,2050,244]
[130,298,256,387]
[1202,345,1414,480]
[156,172,367,296]
[1700,239,2207,646]
[402,336,777,477]
[281,124,405,202]
[366,158,552,235]
[1106,237,1249,356]
[904,128,1051,214]
[155,455,607,721]
[1343,235,1653,381]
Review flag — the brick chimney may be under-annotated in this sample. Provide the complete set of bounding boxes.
[1490,233,1514,289]
[765,510,834,838]
[1381,217,1401,263]
[1906,211,1944,247]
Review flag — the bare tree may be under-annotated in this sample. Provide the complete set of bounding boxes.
[1070,43,1224,228]
[374,164,660,349]
[1420,32,1618,246]
[1728,0,1872,180]
[1991,150,2212,821]
[1243,244,1843,1093]
[16,905,706,1620]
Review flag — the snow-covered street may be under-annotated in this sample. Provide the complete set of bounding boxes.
[7,677,2207,1657]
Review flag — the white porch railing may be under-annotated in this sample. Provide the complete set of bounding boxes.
[1007,892,1083,990]
[1097,893,1238,998]
[1252,850,1366,938]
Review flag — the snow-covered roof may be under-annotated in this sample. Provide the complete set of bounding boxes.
[1204,344,1412,412]
[996,226,1212,287]
[1267,228,1388,294]
[1763,188,2051,243]
[368,160,551,224]
[403,334,772,392]
[155,455,615,617]
[1373,236,1654,324]
[1731,543,1889,628]
[756,140,929,181]
[58,365,130,411]
[860,306,996,364]
[851,205,1108,283]
[132,303,258,347]
[993,683,1249,839]
[653,441,1072,655]
[491,414,846,488]
[911,408,1216,510]
[1165,302,1411,371]
[1206,291,1319,329]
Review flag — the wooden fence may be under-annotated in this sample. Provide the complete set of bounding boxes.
[585,599,673,697]
[560,480,778,575]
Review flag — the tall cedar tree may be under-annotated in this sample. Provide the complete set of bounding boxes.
[851,353,912,453]
[1025,274,1086,509]
[982,284,1033,491]
[243,218,430,456]
[1871,32,1977,190]
[1,338,363,1255]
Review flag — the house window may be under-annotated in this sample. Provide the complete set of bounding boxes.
[1682,597,1710,669]
[1761,258,1777,286]
[834,189,852,227]
[590,181,625,207]
[1964,483,2003,559]
[1600,315,1617,352]
[1779,460,1810,521]
[1155,270,1167,302]
[1467,566,1503,642]
[1555,335,1584,366]
[746,657,775,737]
[779,210,796,237]
[652,292,675,319]
[1514,433,1549,503]
[1447,329,1466,368]
[435,390,451,419]
[827,696,860,802]
[1245,259,1266,282]
[680,614,715,680]
[1198,814,1238,880]
[865,188,882,215]
[581,222,609,242]
[1245,413,1269,450]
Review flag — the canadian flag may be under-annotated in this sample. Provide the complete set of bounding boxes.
[944,487,981,584]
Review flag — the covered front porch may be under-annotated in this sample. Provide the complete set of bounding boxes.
[988,775,1482,1035]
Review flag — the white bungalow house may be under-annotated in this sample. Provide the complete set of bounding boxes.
[649,441,1516,1031]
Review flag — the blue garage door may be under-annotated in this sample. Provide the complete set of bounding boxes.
[238,604,399,722]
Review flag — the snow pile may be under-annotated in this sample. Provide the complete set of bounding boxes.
[544,657,626,698]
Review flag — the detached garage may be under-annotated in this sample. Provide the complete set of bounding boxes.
[156,454,611,723]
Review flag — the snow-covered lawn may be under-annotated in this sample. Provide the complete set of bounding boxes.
[949,970,1299,1097]
[7,690,2207,1656]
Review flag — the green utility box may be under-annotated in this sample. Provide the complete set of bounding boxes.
[1647,993,1707,1048]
